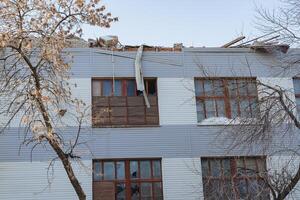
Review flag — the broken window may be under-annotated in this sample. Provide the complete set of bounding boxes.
[92,78,159,127]
[201,157,269,200]
[93,159,163,200]
[194,78,258,122]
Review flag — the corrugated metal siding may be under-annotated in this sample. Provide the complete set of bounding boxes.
[0,160,92,200]
[67,48,297,79]
[2,125,299,162]
[162,157,203,200]
[267,156,300,200]
[158,78,197,125]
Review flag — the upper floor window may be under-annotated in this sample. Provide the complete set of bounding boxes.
[92,78,159,127]
[293,78,300,115]
[194,78,258,122]
[201,156,269,200]
[93,159,163,200]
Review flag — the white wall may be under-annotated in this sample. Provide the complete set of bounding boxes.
[162,157,203,200]
[158,78,197,125]
[0,160,92,200]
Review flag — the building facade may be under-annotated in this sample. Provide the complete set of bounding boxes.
[0,47,300,199]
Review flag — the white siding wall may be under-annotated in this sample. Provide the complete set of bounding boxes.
[162,157,203,200]
[1,78,92,128]
[59,78,92,127]
[0,160,92,200]
[267,156,300,200]
[158,78,197,125]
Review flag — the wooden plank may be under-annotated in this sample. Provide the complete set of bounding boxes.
[93,182,115,200]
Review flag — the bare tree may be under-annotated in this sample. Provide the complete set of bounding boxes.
[0,0,117,199]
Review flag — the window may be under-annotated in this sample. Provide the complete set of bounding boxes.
[92,78,159,127]
[201,157,269,200]
[93,159,163,200]
[293,78,300,116]
[195,78,258,122]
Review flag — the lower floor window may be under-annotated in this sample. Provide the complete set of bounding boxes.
[201,156,269,200]
[93,159,163,200]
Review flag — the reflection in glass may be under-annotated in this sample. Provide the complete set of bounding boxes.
[152,160,161,178]
[104,162,115,180]
[116,161,125,179]
[103,80,112,96]
[140,161,151,178]
[141,182,152,199]
[127,80,136,96]
[114,80,122,96]
[94,162,102,181]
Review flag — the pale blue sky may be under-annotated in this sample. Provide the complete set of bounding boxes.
[82,0,281,47]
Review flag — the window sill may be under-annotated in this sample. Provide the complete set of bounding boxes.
[197,117,259,126]
[92,125,161,128]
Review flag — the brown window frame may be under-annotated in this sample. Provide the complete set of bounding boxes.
[91,78,159,127]
[201,156,269,200]
[195,77,258,122]
[93,158,163,200]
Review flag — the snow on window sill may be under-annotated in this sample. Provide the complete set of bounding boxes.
[197,117,258,126]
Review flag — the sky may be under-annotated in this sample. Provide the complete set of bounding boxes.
[82,0,282,47]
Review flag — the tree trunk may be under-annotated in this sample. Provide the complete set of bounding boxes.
[48,137,86,200]
[275,164,300,200]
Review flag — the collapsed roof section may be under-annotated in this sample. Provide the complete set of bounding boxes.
[67,33,290,54]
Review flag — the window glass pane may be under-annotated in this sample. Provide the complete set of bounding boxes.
[94,162,102,181]
[216,100,226,117]
[213,80,224,96]
[245,158,257,176]
[195,80,204,96]
[141,182,152,199]
[210,159,221,177]
[240,99,251,118]
[116,161,125,179]
[153,182,163,200]
[205,100,216,118]
[147,79,157,96]
[204,80,213,96]
[294,79,300,94]
[257,158,266,173]
[201,159,209,176]
[236,158,245,176]
[236,179,247,199]
[223,179,234,199]
[250,98,259,118]
[140,161,151,178]
[248,179,260,199]
[196,100,205,122]
[103,80,112,96]
[228,80,238,97]
[152,160,161,178]
[131,183,140,200]
[222,159,231,177]
[104,162,115,180]
[296,98,300,114]
[114,80,122,96]
[230,99,238,118]
[248,80,257,95]
[238,80,248,96]
[130,161,139,179]
[92,80,101,96]
[127,80,136,96]
[116,183,126,200]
